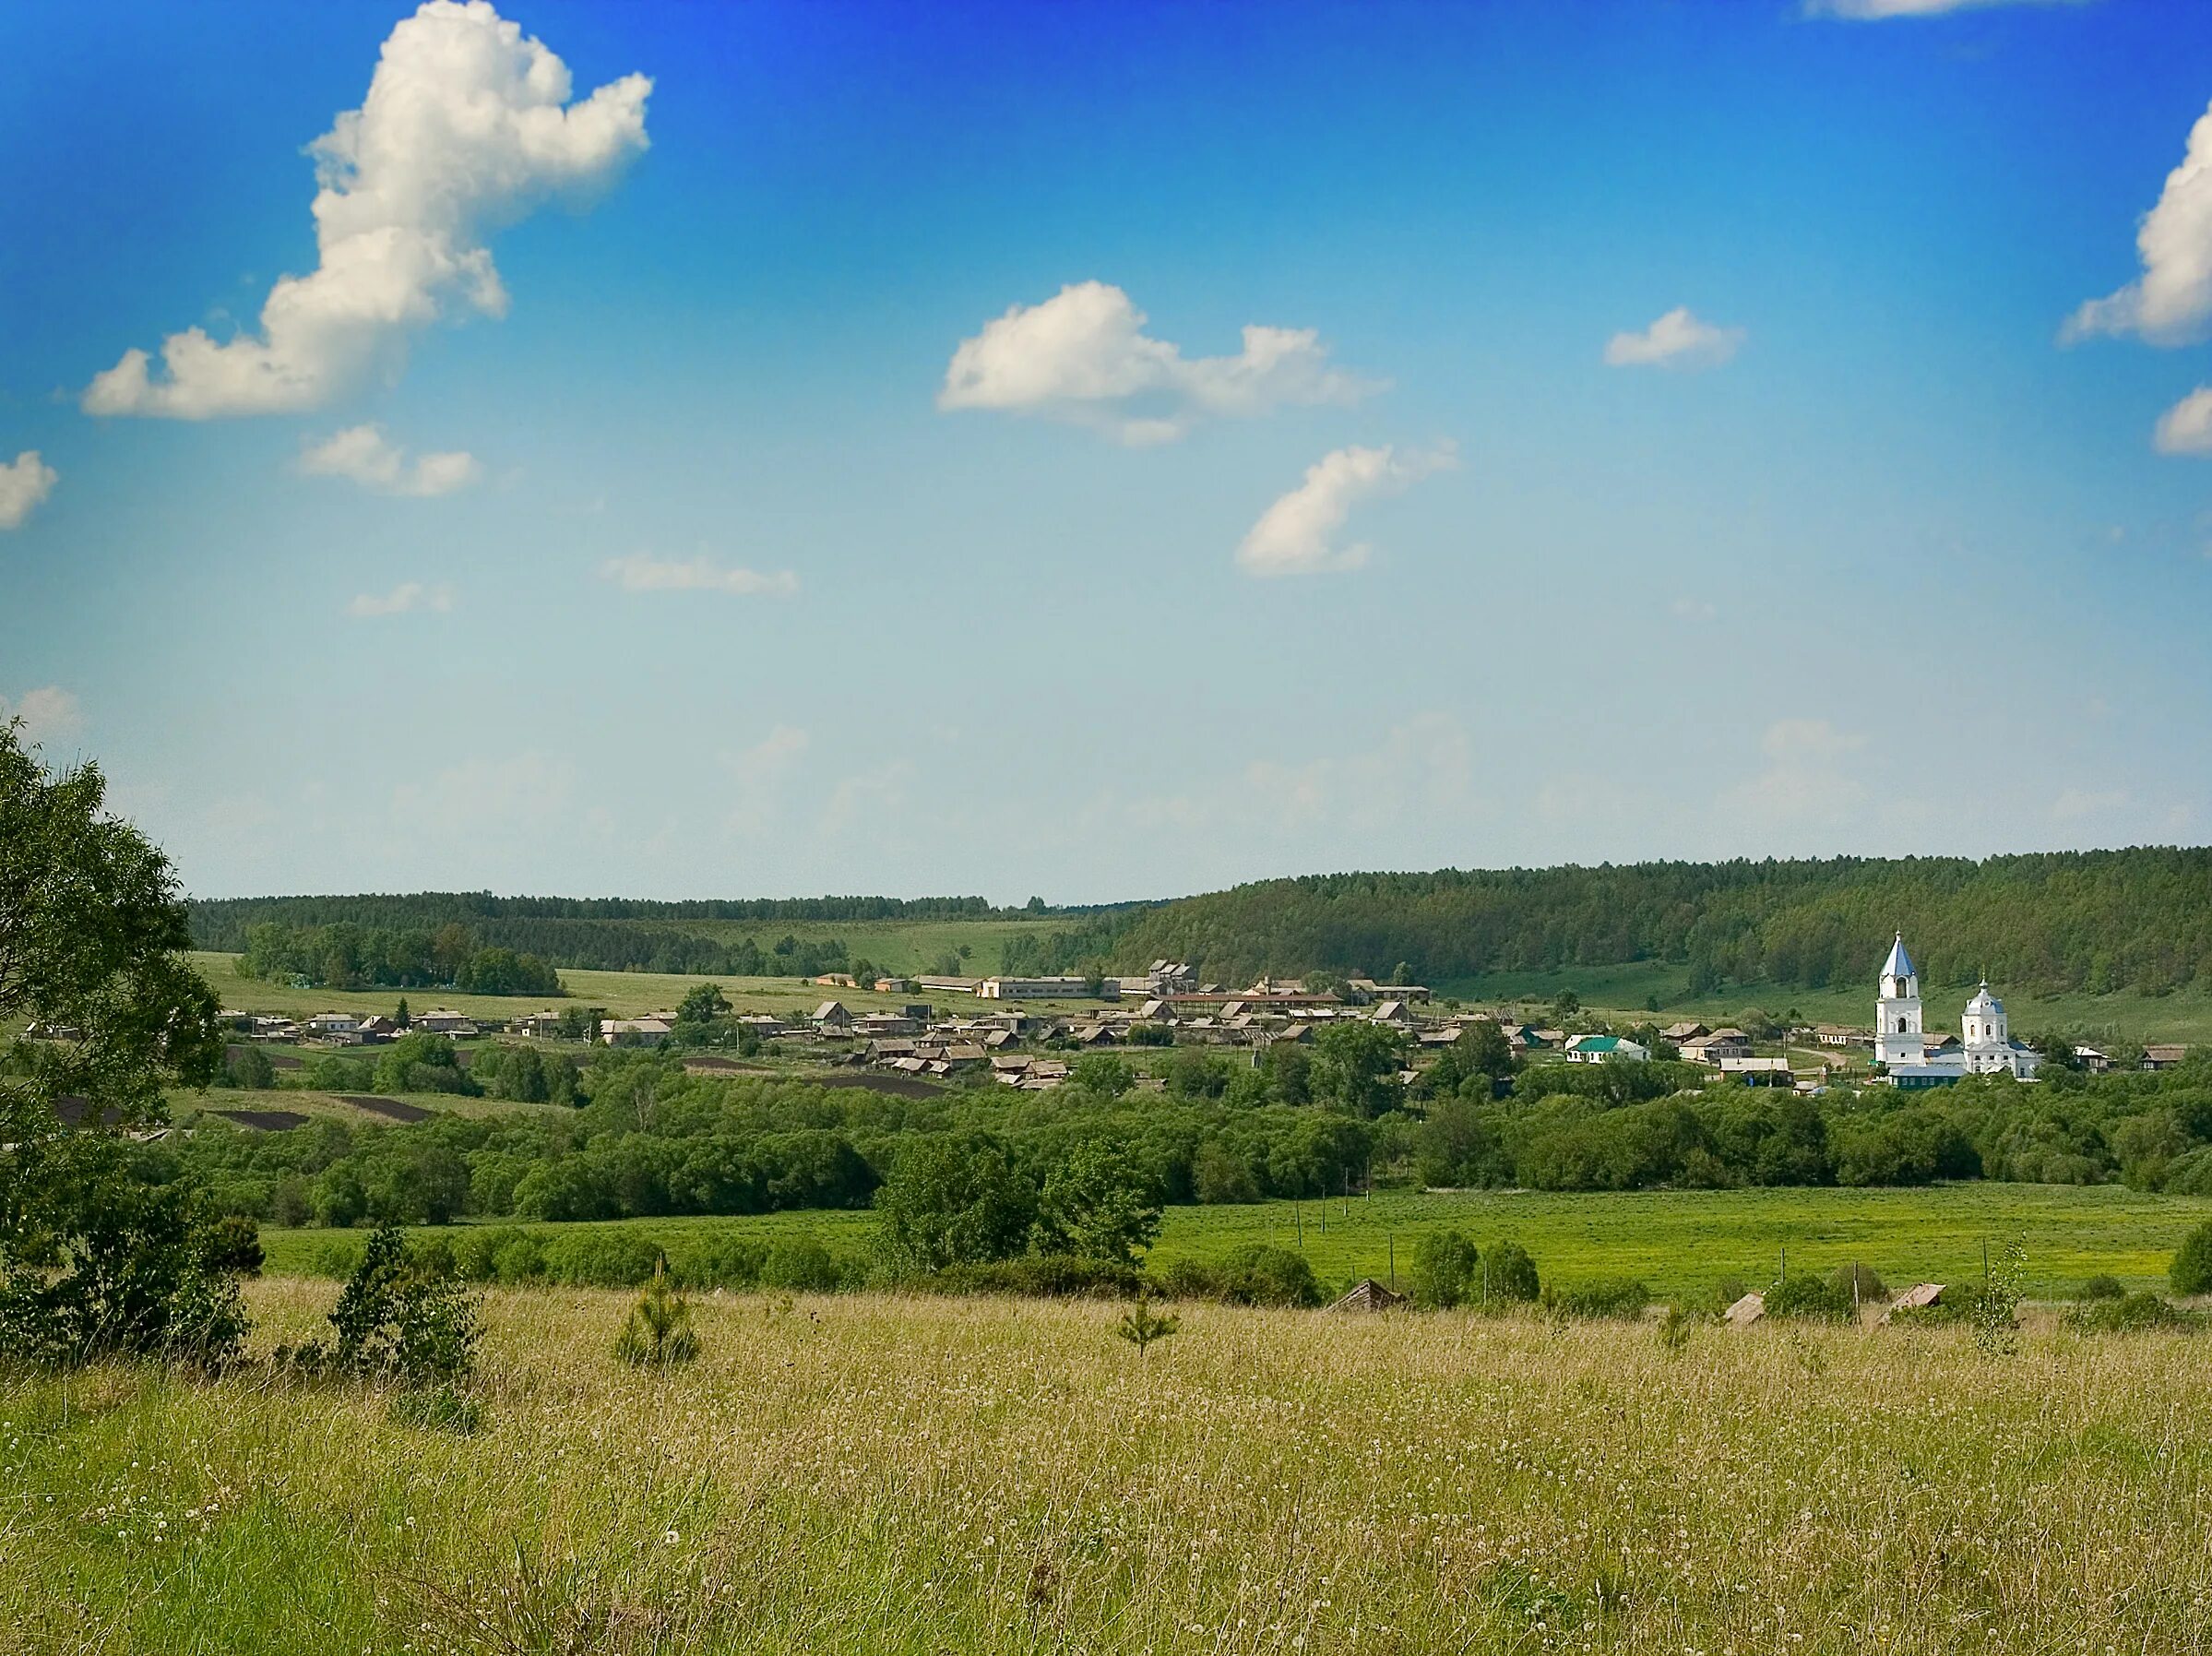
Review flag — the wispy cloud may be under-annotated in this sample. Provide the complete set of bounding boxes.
[1806,0,2090,16]
[82,1,650,417]
[940,280,1378,445]
[301,425,481,495]
[0,451,57,530]
[1605,307,1743,370]
[600,553,800,596]
[0,685,83,745]
[1235,442,1456,578]
[2154,387,2212,455]
[347,580,454,618]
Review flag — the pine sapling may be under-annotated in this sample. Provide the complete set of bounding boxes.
[1116,1290,1179,1356]
[616,1257,702,1370]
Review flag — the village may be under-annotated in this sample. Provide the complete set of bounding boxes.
[216,948,2196,1095]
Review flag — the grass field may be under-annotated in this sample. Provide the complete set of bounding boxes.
[256,1183,2212,1301]
[8,1281,2212,1655]
[189,951,1099,1023]
[1440,960,2212,1044]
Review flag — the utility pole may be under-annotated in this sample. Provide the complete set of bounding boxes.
[1389,1233,1397,1292]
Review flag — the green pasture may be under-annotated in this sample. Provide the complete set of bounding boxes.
[256,1182,2212,1301]
[190,951,1100,1023]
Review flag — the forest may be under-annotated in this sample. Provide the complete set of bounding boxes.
[1061,851,2212,995]
[193,851,2212,999]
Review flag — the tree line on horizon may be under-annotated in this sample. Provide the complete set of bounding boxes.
[190,851,2211,1000]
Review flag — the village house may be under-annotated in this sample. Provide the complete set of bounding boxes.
[1565,1034,1650,1064]
[812,1000,852,1031]
[2143,1044,2190,1071]
[303,1010,359,1038]
[413,1007,476,1035]
[601,1017,672,1047]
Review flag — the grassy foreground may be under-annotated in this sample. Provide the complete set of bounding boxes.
[6,1281,2212,1654]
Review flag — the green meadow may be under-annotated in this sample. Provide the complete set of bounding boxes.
[256,1182,2212,1302]
[10,1282,2212,1656]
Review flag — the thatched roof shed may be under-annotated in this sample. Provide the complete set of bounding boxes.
[1723,1291,1766,1327]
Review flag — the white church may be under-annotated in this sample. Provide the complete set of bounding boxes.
[1874,933,2041,1088]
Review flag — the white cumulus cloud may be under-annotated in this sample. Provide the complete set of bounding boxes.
[600,553,800,596]
[83,0,650,418]
[0,451,58,530]
[2154,387,2212,454]
[1235,442,1456,578]
[938,280,1376,445]
[0,686,83,745]
[2067,99,2212,346]
[348,580,454,617]
[301,424,481,494]
[1604,306,1744,370]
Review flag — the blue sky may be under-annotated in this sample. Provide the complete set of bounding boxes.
[3,0,2209,903]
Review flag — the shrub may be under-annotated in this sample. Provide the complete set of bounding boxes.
[200,1213,265,1278]
[1541,1278,1652,1320]
[2066,1292,2203,1334]
[615,1258,702,1369]
[280,1224,481,1388]
[1828,1262,1886,1309]
[1409,1230,1480,1310]
[541,1226,664,1288]
[1483,1241,1541,1305]
[1158,1245,1321,1307]
[0,1142,248,1370]
[672,1235,767,1291]
[760,1234,841,1293]
[2170,1220,2212,1297]
[1764,1274,1853,1323]
[924,1257,1143,1299]
[2078,1274,2126,1302]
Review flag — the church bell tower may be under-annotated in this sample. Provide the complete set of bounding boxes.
[1874,932,1923,1069]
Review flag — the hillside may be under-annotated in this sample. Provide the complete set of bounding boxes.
[188,850,2212,1004]
[1072,851,2212,997]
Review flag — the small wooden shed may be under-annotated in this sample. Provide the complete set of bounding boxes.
[1330,1279,1408,1313]
[1723,1291,1766,1328]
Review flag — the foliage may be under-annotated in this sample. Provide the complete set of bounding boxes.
[1972,1237,2027,1358]
[0,1138,249,1368]
[615,1257,702,1369]
[2064,1292,2204,1334]
[1116,1291,1179,1354]
[1308,1021,1407,1118]
[1828,1261,1887,1309]
[1764,1273,1852,1323]
[2077,1273,2125,1302]
[236,920,561,996]
[0,722,240,1368]
[872,1138,1037,1273]
[1064,851,2212,996]
[1483,1240,1541,1305]
[760,1234,842,1292]
[1157,1245,1322,1307]
[2169,1219,2212,1297]
[1656,1304,1695,1353]
[280,1224,481,1387]
[1033,1142,1162,1266]
[1408,1229,1480,1309]
[922,1256,1144,1299]
[1540,1278,1652,1320]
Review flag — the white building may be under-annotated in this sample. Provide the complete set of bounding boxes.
[1875,934,2040,1089]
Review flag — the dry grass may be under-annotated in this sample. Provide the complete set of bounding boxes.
[6,1281,2212,1654]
